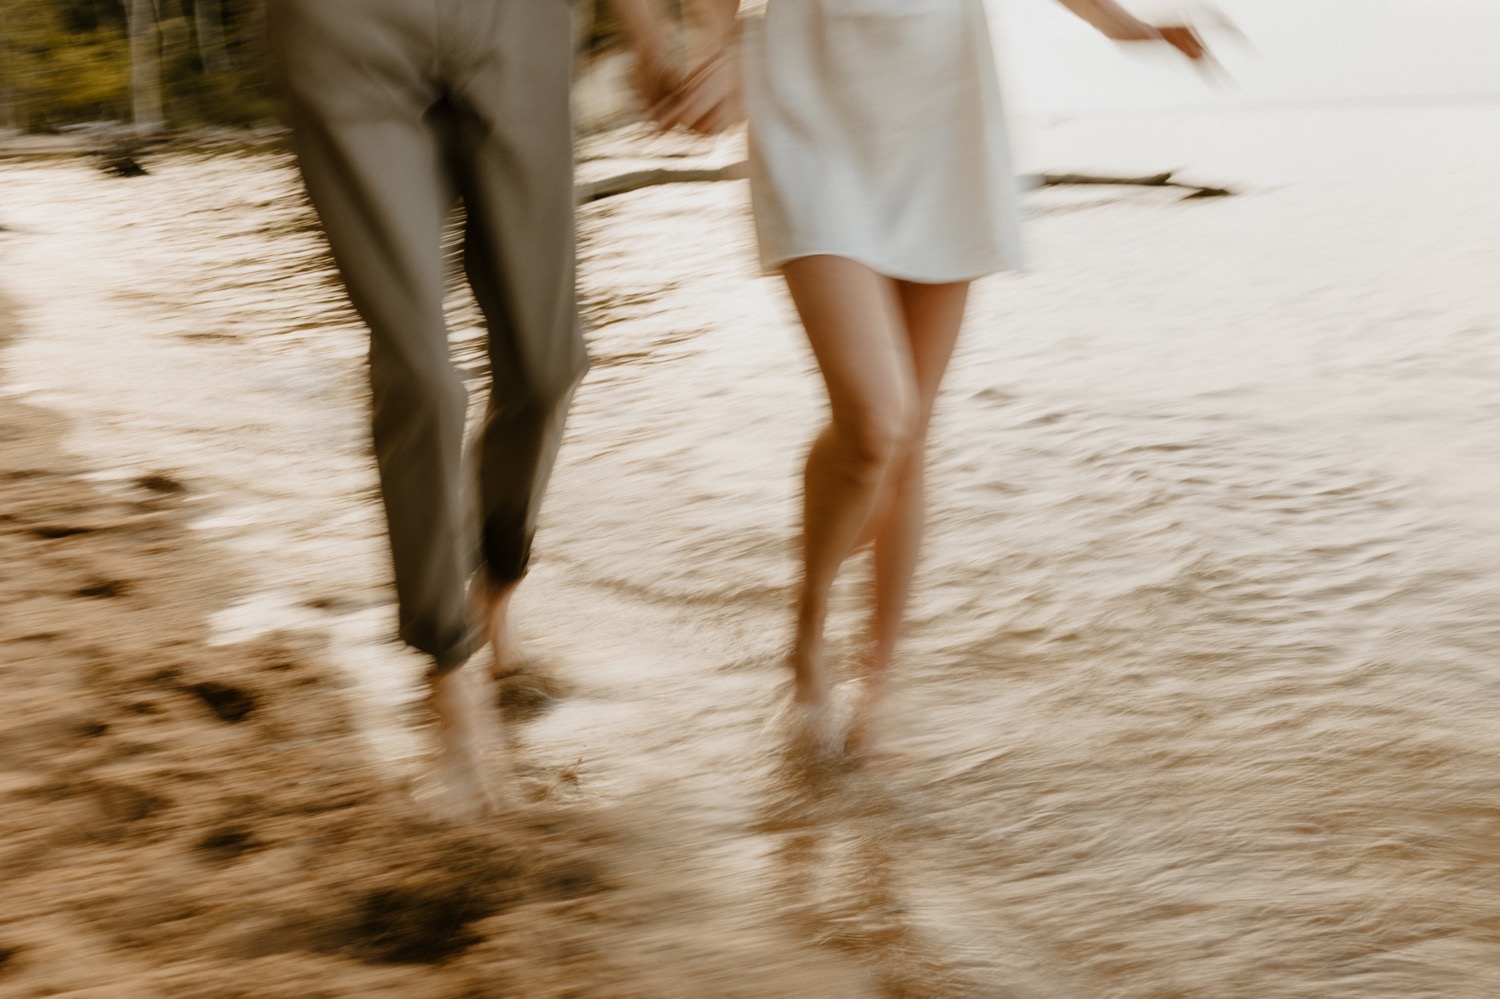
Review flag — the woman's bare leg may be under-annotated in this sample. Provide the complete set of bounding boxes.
[781,256,918,720]
[851,279,971,747]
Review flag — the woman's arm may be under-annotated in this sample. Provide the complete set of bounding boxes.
[1052,0,1207,59]
[1052,0,1159,40]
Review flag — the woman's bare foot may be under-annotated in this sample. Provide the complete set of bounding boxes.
[785,697,843,757]
[843,673,888,755]
[844,668,910,769]
[787,617,841,754]
[415,665,509,821]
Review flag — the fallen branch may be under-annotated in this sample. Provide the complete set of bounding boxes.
[1039,171,1233,199]
[579,162,1233,202]
[578,161,749,202]
[88,128,162,177]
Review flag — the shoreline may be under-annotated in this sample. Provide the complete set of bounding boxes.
[0,127,291,162]
[4,89,1499,160]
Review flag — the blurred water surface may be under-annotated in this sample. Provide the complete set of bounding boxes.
[2,103,1500,996]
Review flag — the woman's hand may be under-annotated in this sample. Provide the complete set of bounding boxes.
[1053,1,1211,63]
[1149,24,1208,62]
[607,0,691,126]
[631,48,687,127]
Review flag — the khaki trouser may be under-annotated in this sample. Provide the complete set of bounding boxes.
[268,0,587,669]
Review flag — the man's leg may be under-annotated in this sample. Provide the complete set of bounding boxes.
[272,0,474,669]
[448,0,589,672]
[270,0,502,816]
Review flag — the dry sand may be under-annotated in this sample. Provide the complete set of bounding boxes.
[0,291,881,999]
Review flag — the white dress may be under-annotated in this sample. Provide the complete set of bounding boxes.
[741,0,1025,282]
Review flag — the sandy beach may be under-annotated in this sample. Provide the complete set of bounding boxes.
[0,288,904,997]
[3,101,1500,997]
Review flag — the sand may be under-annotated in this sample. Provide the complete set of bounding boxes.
[0,290,883,999]
[7,101,1500,998]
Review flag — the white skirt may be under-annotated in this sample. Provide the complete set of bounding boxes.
[742,0,1025,282]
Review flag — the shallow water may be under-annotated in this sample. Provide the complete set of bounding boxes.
[3,104,1500,996]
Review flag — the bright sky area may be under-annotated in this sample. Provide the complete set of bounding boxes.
[993,0,1500,113]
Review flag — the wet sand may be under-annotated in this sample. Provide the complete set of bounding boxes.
[0,293,888,998]
[4,103,1500,997]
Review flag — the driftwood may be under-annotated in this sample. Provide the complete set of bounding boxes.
[1039,171,1233,199]
[578,161,750,202]
[83,128,160,177]
[579,161,1233,201]
[97,148,149,177]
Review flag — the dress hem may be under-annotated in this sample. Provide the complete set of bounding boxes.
[758,250,1024,284]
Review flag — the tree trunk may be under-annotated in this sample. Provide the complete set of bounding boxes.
[129,0,164,132]
[195,0,229,73]
[0,5,15,132]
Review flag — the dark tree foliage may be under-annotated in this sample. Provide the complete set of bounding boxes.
[0,0,677,134]
[0,0,274,133]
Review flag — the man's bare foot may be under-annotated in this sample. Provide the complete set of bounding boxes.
[469,573,528,679]
[415,665,509,821]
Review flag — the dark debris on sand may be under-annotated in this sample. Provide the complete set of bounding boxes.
[0,415,627,995]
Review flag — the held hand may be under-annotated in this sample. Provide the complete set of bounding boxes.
[630,49,686,127]
[611,0,689,121]
[654,48,745,136]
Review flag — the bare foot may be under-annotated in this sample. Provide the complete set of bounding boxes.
[846,672,900,765]
[787,622,841,755]
[791,608,834,703]
[469,573,528,679]
[843,675,889,758]
[788,697,846,758]
[414,665,509,821]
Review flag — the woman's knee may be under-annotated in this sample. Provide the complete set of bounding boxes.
[837,394,920,479]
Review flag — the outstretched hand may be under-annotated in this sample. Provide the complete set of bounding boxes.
[1151,23,1235,85]
[1155,24,1208,61]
